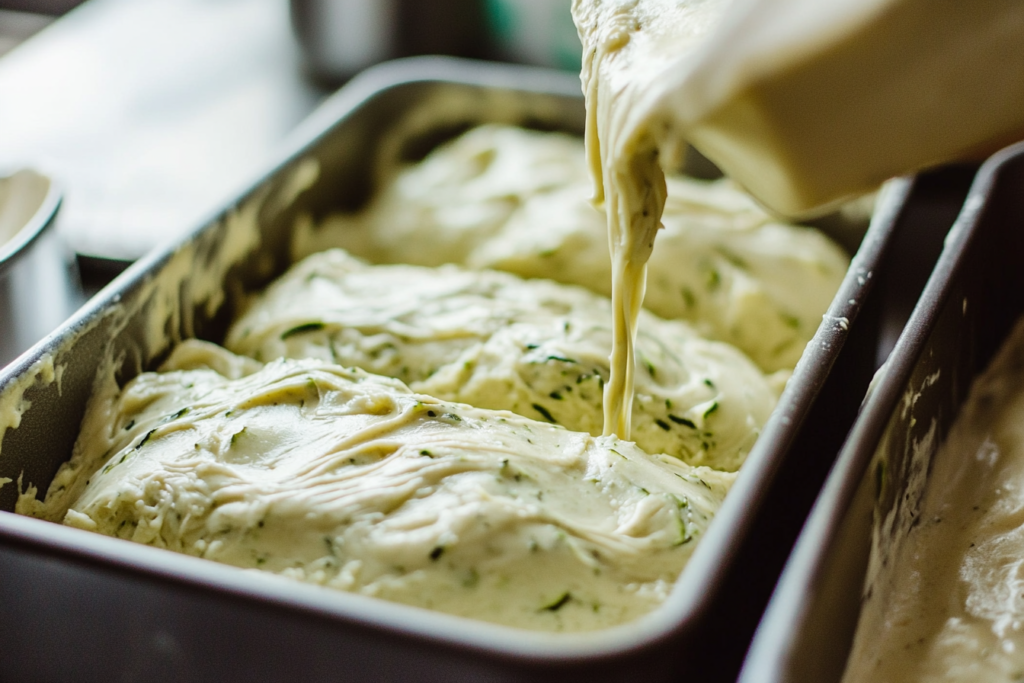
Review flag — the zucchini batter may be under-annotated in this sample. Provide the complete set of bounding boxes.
[572,0,734,439]
[297,125,849,373]
[23,122,847,633]
[28,340,732,632]
[227,249,777,472]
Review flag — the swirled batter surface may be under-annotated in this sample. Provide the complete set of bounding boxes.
[28,341,732,632]
[300,125,848,373]
[227,249,776,472]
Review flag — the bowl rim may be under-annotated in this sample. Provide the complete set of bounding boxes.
[0,168,63,275]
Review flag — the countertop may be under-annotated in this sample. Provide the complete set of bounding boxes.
[0,0,329,262]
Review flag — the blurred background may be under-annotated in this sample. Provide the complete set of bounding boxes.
[0,0,582,274]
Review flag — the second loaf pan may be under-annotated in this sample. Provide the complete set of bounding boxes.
[0,57,956,682]
[740,143,1024,683]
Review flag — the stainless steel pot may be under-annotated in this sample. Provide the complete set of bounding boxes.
[0,169,81,367]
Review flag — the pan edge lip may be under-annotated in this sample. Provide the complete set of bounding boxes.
[0,169,63,275]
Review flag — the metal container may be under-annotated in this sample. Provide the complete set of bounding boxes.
[0,57,919,682]
[0,168,81,368]
[288,0,583,84]
[739,142,1024,683]
[290,0,489,82]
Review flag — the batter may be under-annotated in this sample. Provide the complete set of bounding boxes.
[299,125,849,373]
[21,117,848,631]
[226,248,777,472]
[571,0,734,438]
[23,340,733,632]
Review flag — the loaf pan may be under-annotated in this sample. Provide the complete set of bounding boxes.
[0,57,915,682]
[739,143,1024,683]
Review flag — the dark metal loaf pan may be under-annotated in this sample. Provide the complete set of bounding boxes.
[740,142,1024,683]
[0,57,916,682]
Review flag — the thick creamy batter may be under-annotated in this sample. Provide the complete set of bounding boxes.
[226,248,777,472]
[300,124,849,373]
[572,0,733,439]
[18,118,847,632]
[25,340,732,632]
[844,318,1024,681]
